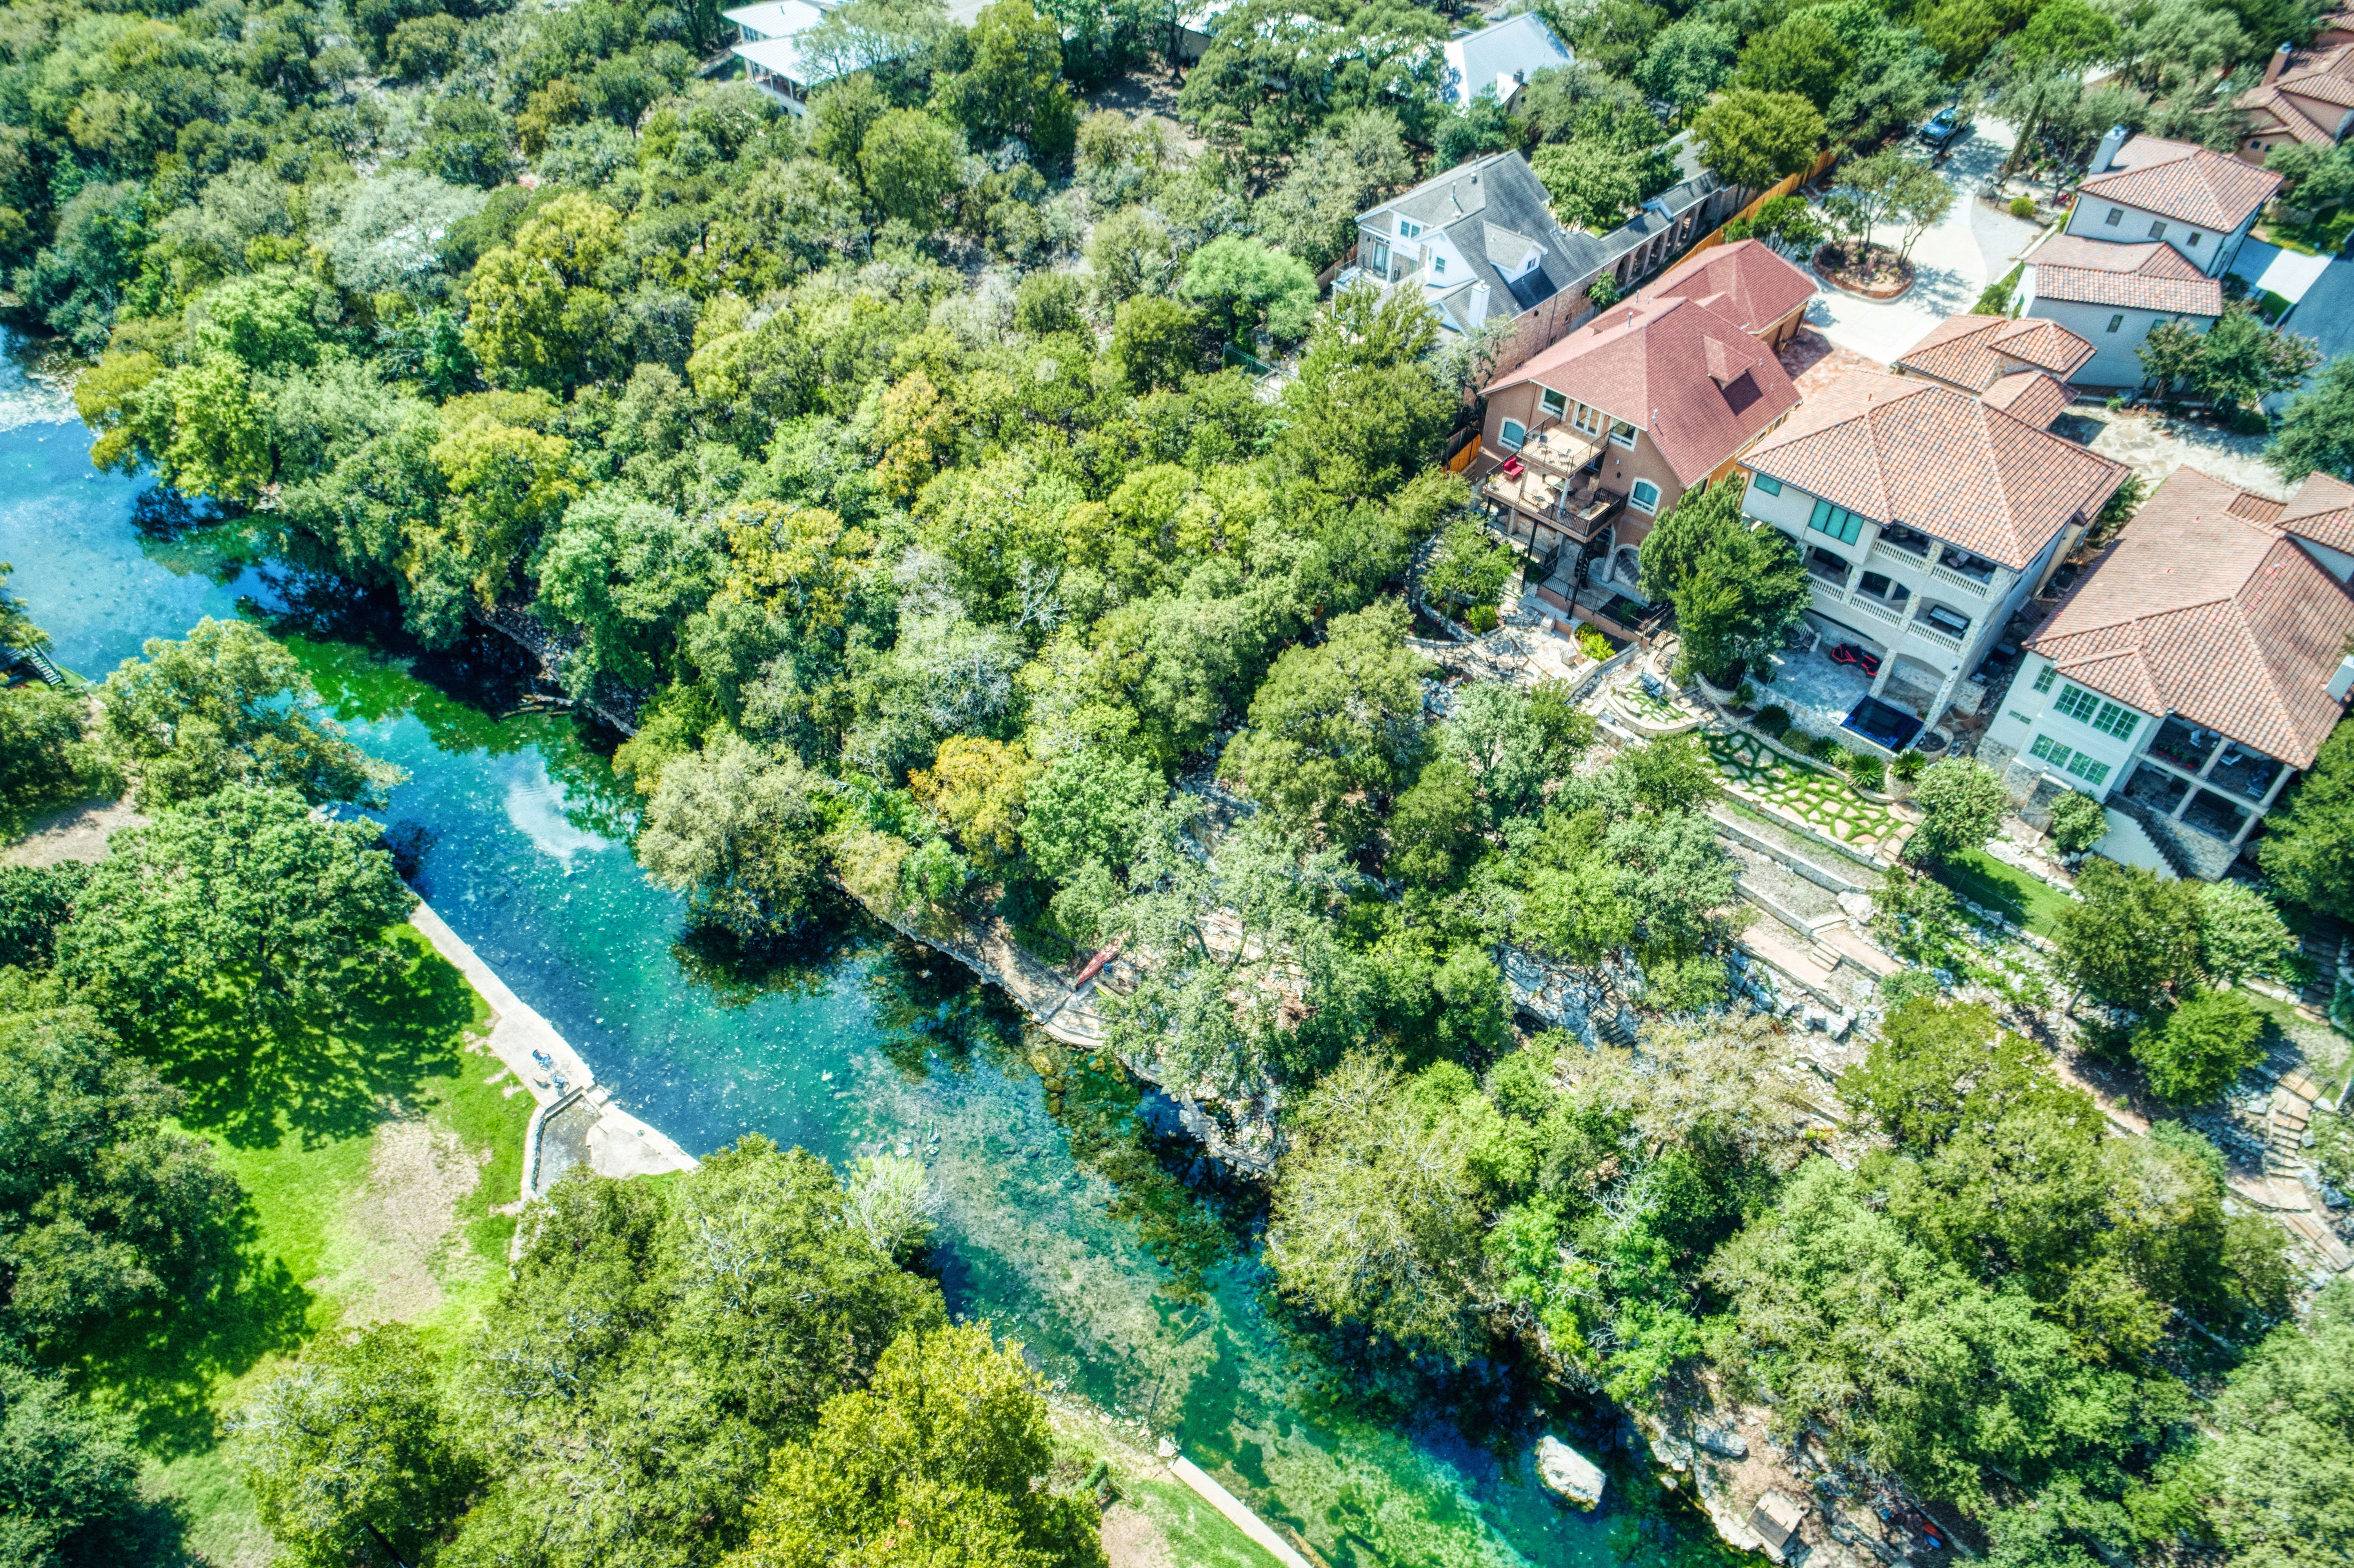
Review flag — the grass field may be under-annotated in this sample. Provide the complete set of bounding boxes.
[1932,848,2073,937]
[74,924,533,1568]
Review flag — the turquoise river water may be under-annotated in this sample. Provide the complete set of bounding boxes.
[0,342,1709,1568]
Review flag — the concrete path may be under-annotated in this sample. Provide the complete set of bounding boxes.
[408,900,697,1194]
[1162,1450,1313,1568]
[2231,237,2335,305]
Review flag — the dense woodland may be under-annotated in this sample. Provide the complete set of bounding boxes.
[0,0,2351,1562]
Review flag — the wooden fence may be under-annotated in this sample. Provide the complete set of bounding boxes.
[1679,148,1842,261]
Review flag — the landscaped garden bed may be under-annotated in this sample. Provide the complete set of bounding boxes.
[1811,242,1913,298]
[1704,729,1910,858]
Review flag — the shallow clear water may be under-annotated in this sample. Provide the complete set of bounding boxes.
[0,342,1686,1568]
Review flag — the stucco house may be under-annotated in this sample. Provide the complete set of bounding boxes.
[1468,239,1812,603]
[1983,467,2354,877]
[2061,130,2281,280]
[1441,13,1572,109]
[1737,365,2128,740]
[2017,235,2225,390]
[1891,313,2092,426]
[2237,40,2354,162]
[1341,150,1744,380]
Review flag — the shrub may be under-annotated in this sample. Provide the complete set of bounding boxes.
[1909,757,2006,861]
[1734,679,1759,708]
[1577,625,1614,662]
[1892,749,1927,782]
[1756,704,1790,731]
[2008,195,2036,219]
[2132,988,2268,1106]
[2047,790,2107,855]
[1465,604,1499,633]
[1840,752,1886,792]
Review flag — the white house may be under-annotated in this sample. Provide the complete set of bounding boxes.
[2061,129,2282,280]
[727,0,835,110]
[1983,466,2354,876]
[1441,13,1572,110]
[2018,234,2225,389]
[1738,358,2127,739]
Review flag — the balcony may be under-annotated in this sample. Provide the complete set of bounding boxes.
[1845,593,1907,629]
[1805,547,1853,588]
[1927,557,1998,597]
[1906,619,1963,652]
[1481,448,1625,540]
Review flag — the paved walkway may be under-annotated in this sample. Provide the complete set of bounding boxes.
[2063,407,2285,497]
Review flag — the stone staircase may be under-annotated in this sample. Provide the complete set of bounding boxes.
[2266,1067,2323,1178]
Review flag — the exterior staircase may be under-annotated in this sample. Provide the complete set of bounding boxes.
[6,644,62,686]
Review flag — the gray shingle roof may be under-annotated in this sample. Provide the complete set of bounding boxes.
[1442,13,1573,105]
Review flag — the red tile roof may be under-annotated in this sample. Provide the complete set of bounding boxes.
[2275,44,2354,109]
[1893,314,2094,391]
[1980,370,2074,429]
[2276,470,2354,556]
[2077,135,2282,233]
[1636,238,1818,337]
[1483,294,1802,486]
[2240,84,2339,147]
[2027,235,2225,316]
[1744,370,2127,570]
[2024,467,2354,767]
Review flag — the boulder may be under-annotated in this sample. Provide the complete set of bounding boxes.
[1536,1435,1606,1510]
[1695,1425,1750,1459]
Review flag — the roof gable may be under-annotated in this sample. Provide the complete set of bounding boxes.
[1636,239,1817,337]
[2276,470,2354,556]
[2078,135,2282,232]
[2029,235,2225,316]
[1894,314,2094,391]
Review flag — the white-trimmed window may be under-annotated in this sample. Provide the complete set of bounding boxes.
[1433,255,1446,274]
[1500,418,1527,450]
[1573,401,1605,436]
[1607,418,1637,449]
[1540,388,1567,417]
[1630,479,1661,513]
[1399,219,1421,239]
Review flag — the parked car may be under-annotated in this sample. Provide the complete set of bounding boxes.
[1919,106,1969,148]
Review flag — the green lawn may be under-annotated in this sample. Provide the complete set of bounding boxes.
[72,925,532,1565]
[1704,731,1905,855]
[1053,1415,1280,1568]
[1932,848,2073,937]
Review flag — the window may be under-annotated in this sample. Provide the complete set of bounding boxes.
[2030,734,2073,768]
[1630,479,1660,513]
[2032,664,2055,693]
[1433,255,1446,274]
[2107,313,2125,333]
[1754,474,1782,496]
[2189,231,2203,247]
[1399,219,1421,239]
[1573,402,1605,436]
[2149,221,2167,239]
[1540,388,1567,417]
[1608,419,1637,449]
[2103,206,2123,227]
[1500,418,1527,451]
[2064,752,2111,786]
[1808,498,1864,544]
[2054,682,2139,740]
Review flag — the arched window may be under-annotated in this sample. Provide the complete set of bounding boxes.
[1500,418,1527,451]
[1630,479,1661,513]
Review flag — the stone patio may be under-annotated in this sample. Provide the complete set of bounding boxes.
[1755,642,1875,741]
[2061,407,2286,498]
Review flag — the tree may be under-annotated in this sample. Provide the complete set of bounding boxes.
[1908,757,2007,864]
[1433,679,1594,822]
[1530,140,1648,230]
[2046,790,2107,855]
[1274,283,1456,498]
[2049,857,2204,1014]
[909,736,1040,868]
[1225,600,1429,847]
[1387,753,1484,887]
[725,1322,1106,1568]
[1674,521,1809,682]
[1106,296,1199,394]
[2136,317,2209,397]
[98,618,396,810]
[859,108,962,227]
[2204,1278,2354,1568]
[463,193,627,392]
[2197,880,2295,984]
[534,492,725,699]
[1021,747,1166,882]
[2260,718,2354,916]
[1638,19,1737,120]
[56,784,415,1038]
[2016,0,2120,71]
[635,733,830,939]
[0,1363,148,1565]
[1420,521,1511,617]
[1084,204,1178,308]
[931,0,1077,164]
[1691,90,1825,197]
[1623,731,1722,816]
[1177,234,1317,344]
[228,1325,479,1568]
[2132,986,2267,1105]
[0,998,245,1347]
[420,394,582,621]
[0,863,87,971]
[2193,308,2321,415]
[1888,160,1955,264]
[1725,193,1824,257]
[1732,16,1855,112]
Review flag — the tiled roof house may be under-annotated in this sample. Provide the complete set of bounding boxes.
[2062,132,2280,279]
[1986,466,2354,872]
[1467,239,1812,600]
[2238,40,2354,159]
[1737,365,2127,735]
[1893,314,2092,426]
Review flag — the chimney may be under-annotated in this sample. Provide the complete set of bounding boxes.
[2331,652,2354,703]
[2267,40,2294,84]
[2090,125,2130,176]
[1469,282,1491,322]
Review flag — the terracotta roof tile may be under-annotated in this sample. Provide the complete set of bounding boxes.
[2077,135,2282,232]
[2028,235,2225,316]
[1744,370,2126,569]
[1893,314,2095,391]
[1636,238,1818,337]
[1484,293,1802,485]
[2239,84,2340,146]
[2276,470,2354,555]
[2275,44,2354,108]
[2024,467,2354,767]
[1980,370,2074,429]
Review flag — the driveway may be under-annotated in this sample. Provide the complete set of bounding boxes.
[1804,118,2046,367]
[2276,254,2354,406]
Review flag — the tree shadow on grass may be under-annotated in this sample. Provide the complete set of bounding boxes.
[137,931,481,1151]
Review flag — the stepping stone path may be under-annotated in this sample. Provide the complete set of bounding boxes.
[1704,731,1905,856]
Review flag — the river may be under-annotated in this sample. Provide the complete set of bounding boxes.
[0,340,1710,1568]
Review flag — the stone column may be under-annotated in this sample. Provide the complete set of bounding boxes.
[2230,765,2295,848]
